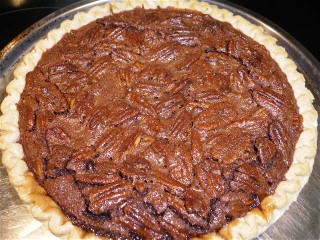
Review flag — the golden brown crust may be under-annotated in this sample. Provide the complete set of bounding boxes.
[0,0,317,239]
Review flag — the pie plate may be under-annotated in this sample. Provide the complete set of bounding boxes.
[0,0,319,239]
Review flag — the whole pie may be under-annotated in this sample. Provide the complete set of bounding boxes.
[0,0,317,239]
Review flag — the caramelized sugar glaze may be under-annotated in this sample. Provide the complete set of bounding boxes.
[18,7,302,239]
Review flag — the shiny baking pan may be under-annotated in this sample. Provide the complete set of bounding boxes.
[0,0,319,239]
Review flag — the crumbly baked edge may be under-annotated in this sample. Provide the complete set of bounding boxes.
[0,0,317,239]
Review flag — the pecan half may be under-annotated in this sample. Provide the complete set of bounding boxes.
[219,191,256,219]
[84,106,109,130]
[194,91,225,103]
[167,193,208,228]
[83,179,133,214]
[230,163,270,194]
[165,143,194,186]
[124,200,163,234]
[18,96,38,131]
[252,89,286,120]
[67,147,96,173]
[152,170,186,196]
[45,127,71,152]
[36,82,68,113]
[108,107,140,126]
[209,131,254,164]
[126,92,157,118]
[144,184,168,214]
[168,30,200,46]
[255,137,277,165]
[185,187,210,217]
[148,44,178,62]
[111,48,141,65]
[191,129,204,166]
[194,160,225,198]
[269,120,292,166]
[120,155,151,180]
[195,102,237,131]
[70,90,95,121]
[156,93,186,119]
[168,111,192,141]
[34,110,54,140]
[159,209,195,239]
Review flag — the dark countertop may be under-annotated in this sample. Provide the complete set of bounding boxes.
[0,0,319,62]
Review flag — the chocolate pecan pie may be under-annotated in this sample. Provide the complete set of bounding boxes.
[0,0,317,239]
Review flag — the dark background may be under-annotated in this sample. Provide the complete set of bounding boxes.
[0,0,319,62]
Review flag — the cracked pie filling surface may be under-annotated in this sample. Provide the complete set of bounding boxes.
[0,1,317,240]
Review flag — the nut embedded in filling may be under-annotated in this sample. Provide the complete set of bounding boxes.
[18,7,302,239]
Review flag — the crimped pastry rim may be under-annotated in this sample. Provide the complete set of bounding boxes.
[0,0,317,239]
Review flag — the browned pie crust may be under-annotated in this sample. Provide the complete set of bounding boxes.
[0,1,317,240]
[16,6,303,239]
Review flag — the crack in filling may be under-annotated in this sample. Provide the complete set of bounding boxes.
[18,7,302,240]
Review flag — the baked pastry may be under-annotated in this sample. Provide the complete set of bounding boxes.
[0,0,317,239]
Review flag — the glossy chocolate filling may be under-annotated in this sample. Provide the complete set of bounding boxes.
[18,7,302,239]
